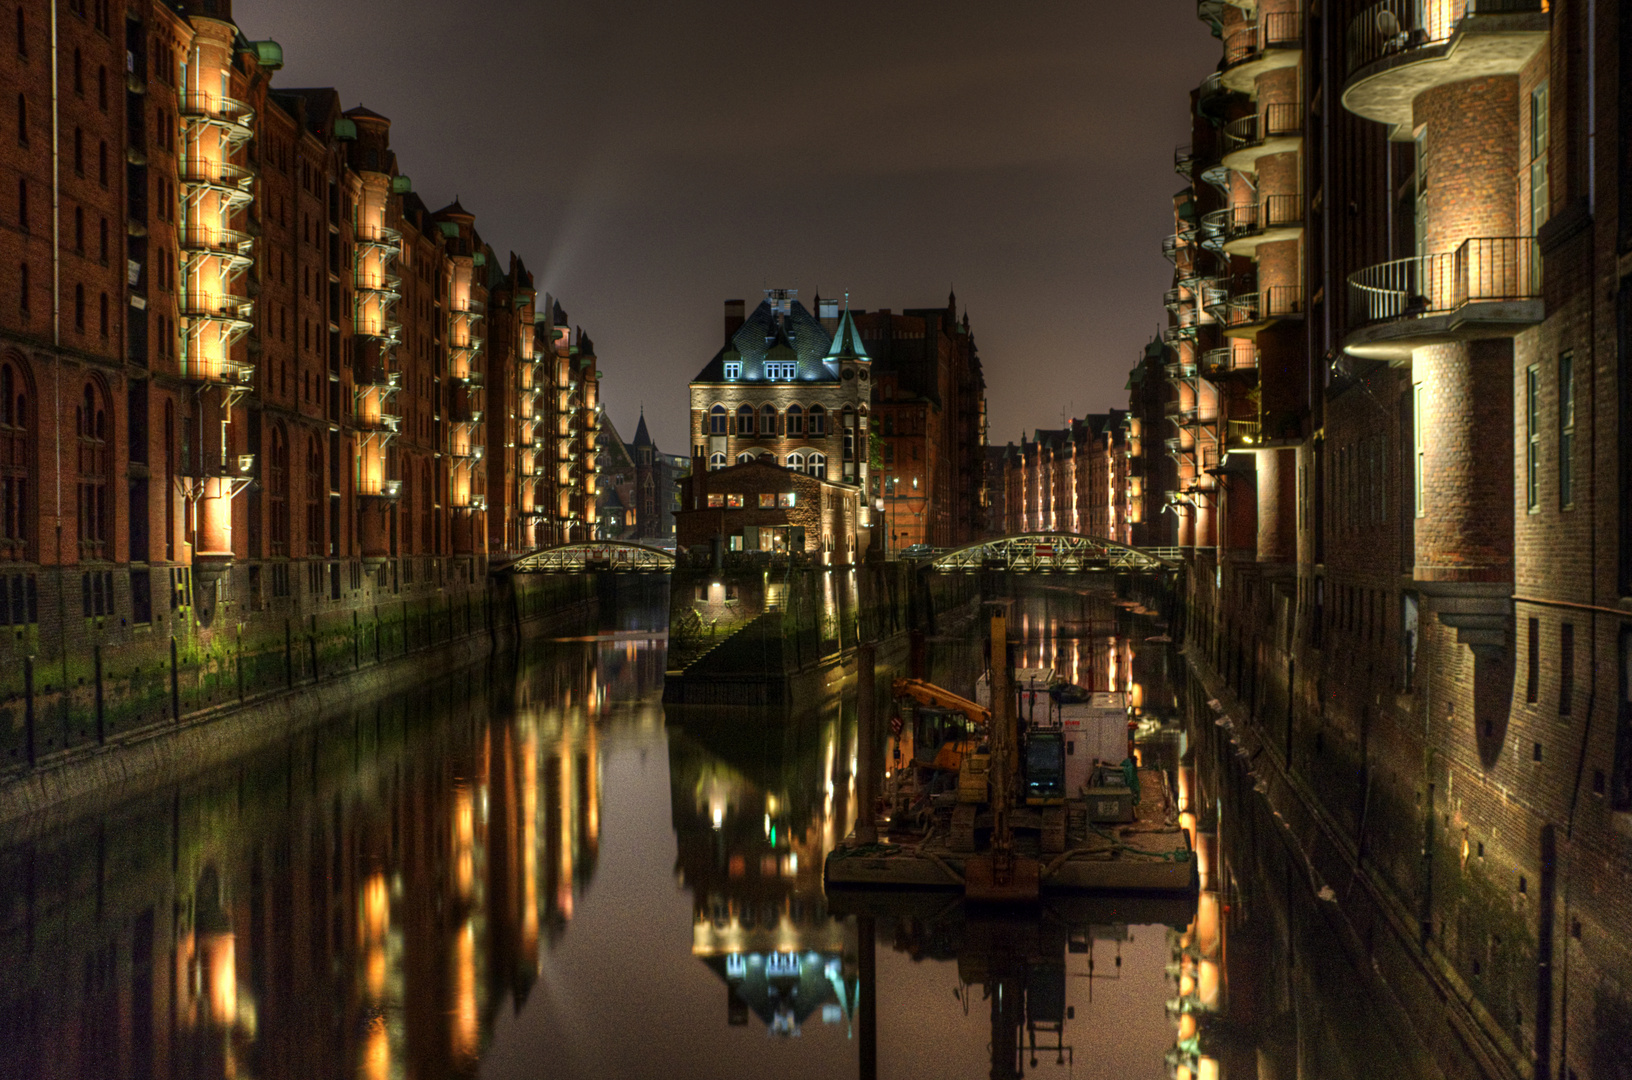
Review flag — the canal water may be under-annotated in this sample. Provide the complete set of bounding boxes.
[0,587,1444,1079]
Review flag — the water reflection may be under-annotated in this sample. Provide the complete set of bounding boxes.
[0,588,1444,1080]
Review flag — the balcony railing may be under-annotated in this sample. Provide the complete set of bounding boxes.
[180,292,254,320]
[178,93,253,134]
[178,157,256,190]
[1347,237,1540,325]
[352,411,402,433]
[1226,419,1261,446]
[356,366,401,390]
[181,453,256,479]
[1346,0,1544,79]
[1202,344,1259,373]
[1225,285,1305,329]
[355,224,402,248]
[1223,102,1303,153]
[1174,144,1194,178]
[179,227,253,257]
[180,357,255,386]
[1224,11,1305,68]
[356,478,402,500]
[1221,193,1304,243]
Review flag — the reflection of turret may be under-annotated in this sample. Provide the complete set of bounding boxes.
[667,706,860,1033]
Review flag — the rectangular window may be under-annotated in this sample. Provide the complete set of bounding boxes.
[1412,382,1425,517]
[726,494,743,508]
[707,493,723,508]
[722,361,741,380]
[1531,83,1550,231]
[1559,351,1575,509]
[1561,622,1575,715]
[1526,617,1540,703]
[1526,365,1541,512]
[758,493,775,508]
[778,492,796,508]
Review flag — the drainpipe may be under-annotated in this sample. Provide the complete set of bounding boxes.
[50,0,64,652]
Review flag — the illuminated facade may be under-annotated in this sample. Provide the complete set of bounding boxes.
[1157,1,1631,1076]
[999,413,1130,542]
[0,0,608,770]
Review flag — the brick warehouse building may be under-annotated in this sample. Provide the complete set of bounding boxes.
[1149,1,1632,1076]
[0,0,604,765]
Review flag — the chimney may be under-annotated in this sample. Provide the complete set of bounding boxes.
[724,299,746,344]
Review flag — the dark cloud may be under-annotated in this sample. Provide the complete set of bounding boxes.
[246,0,1217,451]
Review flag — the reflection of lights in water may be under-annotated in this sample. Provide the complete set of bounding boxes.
[454,921,477,1060]
[454,787,475,897]
[1195,891,1220,956]
[1197,959,1220,1008]
[363,1016,389,1080]
[523,733,539,950]
[207,932,236,1025]
[559,750,575,918]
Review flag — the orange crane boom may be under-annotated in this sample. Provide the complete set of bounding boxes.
[891,679,991,727]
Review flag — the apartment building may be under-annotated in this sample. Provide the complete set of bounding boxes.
[1159,1,1629,1076]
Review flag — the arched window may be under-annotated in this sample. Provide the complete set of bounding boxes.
[785,452,804,472]
[709,404,727,435]
[760,404,777,436]
[306,438,323,556]
[786,404,804,436]
[269,425,289,556]
[76,380,109,559]
[807,452,827,480]
[736,451,757,464]
[0,359,29,559]
[708,452,725,471]
[735,404,755,436]
[808,404,826,436]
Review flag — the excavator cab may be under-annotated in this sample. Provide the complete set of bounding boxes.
[1023,731,1067,806]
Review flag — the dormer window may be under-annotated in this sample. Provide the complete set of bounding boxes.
[723,361,742,380]
[766,361,796,380]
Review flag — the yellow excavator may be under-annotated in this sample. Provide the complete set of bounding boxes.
[892,678,992,809]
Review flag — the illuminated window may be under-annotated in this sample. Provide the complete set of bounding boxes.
[727,494,744,508]
[707,493,723,507]
[708,452,725,471]
[759,493,775,508]
[786,452,804,472]
[766,361,795,380]
[1530,83,1549,231]
[779,492,796,508]
[808,452,827,479]
[723,361,741,380]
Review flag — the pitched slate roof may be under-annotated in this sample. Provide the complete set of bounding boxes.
[692,299,838,383]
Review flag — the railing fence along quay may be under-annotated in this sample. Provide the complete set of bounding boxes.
[1347,237,1539,325]
[1345,0,1546,77]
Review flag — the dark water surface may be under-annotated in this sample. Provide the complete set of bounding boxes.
[0,589,1438,1079]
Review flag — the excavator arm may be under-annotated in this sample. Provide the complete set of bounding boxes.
[892,678,991,727]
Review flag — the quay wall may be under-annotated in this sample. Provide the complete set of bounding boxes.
[0,561,606,826]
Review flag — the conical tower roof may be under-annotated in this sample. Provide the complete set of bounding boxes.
[632,409,653,447]
[825,304,869,361]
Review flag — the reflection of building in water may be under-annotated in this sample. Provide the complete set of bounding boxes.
[667,706,860,1034]
[1167,761,1224,1080]
[0,645,613,1080]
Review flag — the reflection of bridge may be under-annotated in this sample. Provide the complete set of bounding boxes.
[501,541,677,574]
[925,534,1180,574]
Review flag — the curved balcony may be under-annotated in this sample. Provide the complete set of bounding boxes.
[450,367,483,387]
[1200,278,1234,319]
[180,453,257,480]
[450,444,485,463]
[1202,344,1260,374]
[1162,226,1198,262]
[1222,12,1304,92]
[356,478,402,501]
[180,356,255,387]
[178,157,256,205]
[1226,419,1261,447]
[1343,236,1541,362]
[1162,321,1198,347]
[450,404,484,425]
[1223,285,1305,337]
[1197,70,1238,121]
[1220,193,1304,256]
[1164,286,1197,312]
[352,411,402,434]
[355,272,402,302]
[356,366,400,391]
[1174,144,1194,179]
[179,226,254,272]
[1342,1,1547,133]
[1221,103,1303,172]
[179,93,254,142]
[350,226,398,254]
[1165,357,1199,378]
[354,318,402,347]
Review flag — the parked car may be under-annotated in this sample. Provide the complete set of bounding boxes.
[900,544,934,559]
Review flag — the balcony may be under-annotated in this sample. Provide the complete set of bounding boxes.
[1226,419,1261,447]
[450,444,484,462]
[178,93,253,142]
[357,478,402,501]
[1222,12,1304,92]
[355,272,402,302]
[352,411,401,434]
[1343,1,1547,134]
[1220,193,1305,256]
[178,157,255,204]
[179,353,254,386]
[1343,236,1541,362]
[355,224,402,251]
[1202,344,1259,374]
[356,366,401,391]
[1223,285,1305,337]
[181,453,256,480]
[1165,358,1199,378]
[179,227,254,271]
[1161,226,1197,262]
[450,404,483,425]
[450,367,483,387]
[1174,144,1194,179]
[1162,321,1197,346]
[1197,70,1237,120]
[1221,103,1303,173]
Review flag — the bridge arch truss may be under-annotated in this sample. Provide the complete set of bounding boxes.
[505,541,677,574]
[928,533,1178,574]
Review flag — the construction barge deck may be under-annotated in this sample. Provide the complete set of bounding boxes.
[825,765,1196,897]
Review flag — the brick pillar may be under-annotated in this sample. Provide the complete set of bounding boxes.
[1256,447,1295,563]
[1416,76,1519,255]
[1411,339,1514,582]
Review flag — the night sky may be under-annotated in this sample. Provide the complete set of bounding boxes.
[247,1,1219,455]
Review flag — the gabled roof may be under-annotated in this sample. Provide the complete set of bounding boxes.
[692,299,837,383]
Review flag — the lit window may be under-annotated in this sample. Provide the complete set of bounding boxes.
[727,494,744,508]
[779,492,796,507]
[708,452,726,471]
[723,361,741,380]
[766,361,795,380]
[759,493,776,508]
[786,452,804,471]
[707,493,724,507]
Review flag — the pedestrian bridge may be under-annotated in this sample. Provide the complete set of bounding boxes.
[923,533,1180,574]
[501,541,677,574]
